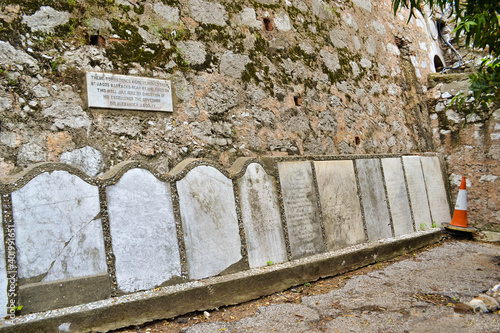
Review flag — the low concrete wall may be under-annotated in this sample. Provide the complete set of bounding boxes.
[0,153,451,330]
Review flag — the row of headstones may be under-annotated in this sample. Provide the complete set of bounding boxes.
[0,154,451,316]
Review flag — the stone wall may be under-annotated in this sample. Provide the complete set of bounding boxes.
[427,74,500,232]
[0,153,450,317]
[0,0,443,178]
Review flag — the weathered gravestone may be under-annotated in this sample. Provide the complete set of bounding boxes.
[314,160,366,250]
[107,168,181,293]
[11,171,109,312]
[177,166,242,280]
[402,156,433,229]
[356,159,393,240]
[278,161,325,259]
[381,158,414,236]
[237,163,287,268]
[420,156,452,225]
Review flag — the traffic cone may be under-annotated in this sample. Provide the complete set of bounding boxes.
[450,176,468,227]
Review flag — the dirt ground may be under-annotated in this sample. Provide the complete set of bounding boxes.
[112,238,500,333]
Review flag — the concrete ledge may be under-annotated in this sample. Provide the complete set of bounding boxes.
[0,229,442,333]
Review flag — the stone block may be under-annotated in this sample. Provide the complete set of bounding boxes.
[402,156,432,230]
[356,159,393,240]
[381,158,414,236]
[177,166,242,280]
[11,171,107,282]
[314,161,366,251]
[237,163,287,268]
[420,156,452,225]
[278,161,325,259]
[107,168,181,293]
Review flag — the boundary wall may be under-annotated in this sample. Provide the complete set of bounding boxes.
[0,153,451,331]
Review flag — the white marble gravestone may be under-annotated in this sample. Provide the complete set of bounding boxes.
[402,156,432,230]
[177,166,242,280]
[420,156,451,225]
[107,168,181,293]
[278,161,325,259]
[11,171,107,282]
[314,160,366,250]
[356,159,393,240]
[237,163,287,268]
[381,158,414,236]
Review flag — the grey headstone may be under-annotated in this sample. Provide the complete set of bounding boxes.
[314,161,366,251]
[12,171,106,282]
[237,163,287,268]
[278,161,325,259]
[381,158,414,236]
[402,156,432,230]
[420,156,452,225]
[0,198,7,318]
[356,159,393,240]
[107,169,181,293]
[177,166,242,280]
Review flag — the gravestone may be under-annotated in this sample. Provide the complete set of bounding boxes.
[237,163,287,268]
[11,171,109,312]
[278,161,325,259]
[356,159,393,240]
[314,160,365,250]
[420,156,451,225]
[177,166,242,280]
[402,156,432,230]
[86,72,173,112]
[11,171,107,282]
[381,158,414,236]
[107,168,181,293]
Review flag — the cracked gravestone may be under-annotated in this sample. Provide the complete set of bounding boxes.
[402,156,433,230]
[420,156,452,225]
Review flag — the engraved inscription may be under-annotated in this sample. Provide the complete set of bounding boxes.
[86,72,173,112]
[278,162,324,259]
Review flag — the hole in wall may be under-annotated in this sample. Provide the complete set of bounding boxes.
[355,136,361,145]
[294,96,302,106]
[434,55,444,72]
[263,18,273,31]
[89,35,106,47]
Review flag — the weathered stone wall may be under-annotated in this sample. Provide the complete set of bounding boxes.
[0,0,442,178]
[427,74,500,231]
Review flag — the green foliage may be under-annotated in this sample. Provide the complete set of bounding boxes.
[393,0,500,109]
[431,221,437,228]
[266,260,273,266]
[304,282,311,287]
[419,223,427,230]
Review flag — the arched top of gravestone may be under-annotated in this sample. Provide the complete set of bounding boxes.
[0,162,98,194]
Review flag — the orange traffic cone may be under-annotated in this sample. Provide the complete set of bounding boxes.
[450,176,468,227]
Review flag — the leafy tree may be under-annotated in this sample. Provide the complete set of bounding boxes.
[393,0,500,110]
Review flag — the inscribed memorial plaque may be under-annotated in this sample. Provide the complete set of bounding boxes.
[420,156,452,225]
[177,166,242,280]
[278,161,325,259]
[237,163,287,268]
[314,160,366,250]
[86,72,173,112]
[107,168,181,293]
[402,156,432,229]
[356,159,393,240]
[381,158,414,236]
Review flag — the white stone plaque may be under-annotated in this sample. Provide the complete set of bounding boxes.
[86,72,173,112]
[420,156,452,225]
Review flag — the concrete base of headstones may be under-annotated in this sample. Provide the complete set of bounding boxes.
[0,229,442,333]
